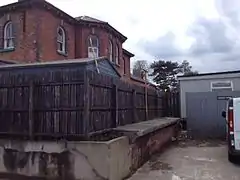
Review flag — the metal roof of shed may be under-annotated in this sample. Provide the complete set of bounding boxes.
[178,70,240,78]
[178,70,240,81]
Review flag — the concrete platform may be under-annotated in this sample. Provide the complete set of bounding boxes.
[114,117,180,141]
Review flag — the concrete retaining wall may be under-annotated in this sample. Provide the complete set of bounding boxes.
[0,118,179,180]
[0,137,131,180]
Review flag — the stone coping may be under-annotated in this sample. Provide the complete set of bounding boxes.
[114,117,180,140]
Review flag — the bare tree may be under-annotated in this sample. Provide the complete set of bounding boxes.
[132,60,149,79]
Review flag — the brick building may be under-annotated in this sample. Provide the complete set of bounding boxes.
[0,0,147,84]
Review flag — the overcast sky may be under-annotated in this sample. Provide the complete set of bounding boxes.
[2,0,240,73]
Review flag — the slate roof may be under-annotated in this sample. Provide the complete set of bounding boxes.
[123,48,135,57]
[0,56,121,77]
[0,56,105,67]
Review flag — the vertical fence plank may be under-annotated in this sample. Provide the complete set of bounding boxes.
[162,92,166,117]
[170,92,173,117]
[83,72,90,135]
[166,92,170,117]
[116,84,119,126]
[28,82,34,139]
[155,91,159,118]
[132,89,136,123]
[111,84,118,128]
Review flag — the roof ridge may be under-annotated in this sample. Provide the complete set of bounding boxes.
[75,15,106,23]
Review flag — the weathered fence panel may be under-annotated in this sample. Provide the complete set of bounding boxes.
[163,92,180,117]
[0,69,180,140]
[88,72,114,133]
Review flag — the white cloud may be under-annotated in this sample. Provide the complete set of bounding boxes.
[1,0,240,73]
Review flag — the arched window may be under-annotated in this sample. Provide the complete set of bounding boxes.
[115,45,119,65]
[4,21,14,49]
[57,27,66,53]
[108,40,113,62]
[88,35,99,58]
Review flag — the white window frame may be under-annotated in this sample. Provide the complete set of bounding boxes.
[211,81,233,91]
[88,36,99,58]
[4,21,14,49]
[88,47,99,58]
[57,27,66,53]
[115,45,119,65]
[108,40,113,62]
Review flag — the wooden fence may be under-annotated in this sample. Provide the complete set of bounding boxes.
[0,70,179,140]
[163,92,180,118]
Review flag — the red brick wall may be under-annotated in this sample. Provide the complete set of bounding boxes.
[77,26,109,58]
[130,124,178,172]
[38,10,75,62]
[0,10,38,63]
[0,8,76,63]
[122,53,131,76]
[114,40,123,75]
[0,6,130,78]
[77,26,125,76]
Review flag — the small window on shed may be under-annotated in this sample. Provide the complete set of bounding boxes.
[211,81,233,91]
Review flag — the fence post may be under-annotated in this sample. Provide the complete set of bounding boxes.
[170,92,173,117]
[132,89,136,123]
[112,84,118,128]
[83,71,90,135]
[28,82,34,140]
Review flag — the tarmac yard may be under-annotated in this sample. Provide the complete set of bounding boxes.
[128,140,240,180]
